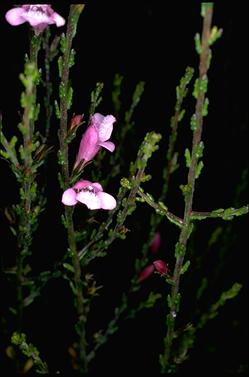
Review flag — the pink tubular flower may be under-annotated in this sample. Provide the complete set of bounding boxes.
[153,260,168,275]
[150,231,161,253]
[62,180,116,210]
[138,259,168,282]
[5,5,65,34]
[138,264,155,282]
[74,113,116,168]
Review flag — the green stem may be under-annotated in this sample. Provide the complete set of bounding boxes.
[191,205,249,220]
[161,5,214,372]
[58,5,87,372]
[136,67,194,276]
[17,33,41,331]
[161,67,194,201]
[138,188,184,228]
[43,29,53,141]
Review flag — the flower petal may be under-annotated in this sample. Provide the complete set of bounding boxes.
[76,191,101,210]
[75,125,99,164]
[73,180,92,190]
[51,12,65,26]
[92,182,103,192]
[97,192,116,210]
[62,188,77,206]
[97,115,116,142]
[5,8,26,25]
[91,113,105,127]
[98,141,115,152]
[23,13,51,26]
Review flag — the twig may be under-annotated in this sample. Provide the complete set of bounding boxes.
[191,205,249,220]
[161,4,214,372]
[138,188,184,228]
[57,4,87,373]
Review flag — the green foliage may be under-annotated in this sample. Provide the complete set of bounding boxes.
[184,148,191,168]
[190,113,197,131]
[60,33,67,54]
[67,86,73,109]
[180,260,191,275]
[198,283,242,329]
[194,33,202,54]
[11,332,48,374]
[89,82,104,115]
[127,292,162,319]
[124,81,145,125]
[202,97,209,116]
[54,100,61,119]
[201,3,213,17]
[193,76,208,99]
[175,242,185,258]
[195,160,204,178]
[209,26,223,45]
[1,3,248,376]
[69,48,76,68]
[58,55,63,78]
[112,73,124,114]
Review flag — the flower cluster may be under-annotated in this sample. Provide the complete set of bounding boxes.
[63,113,117,211]
[138,232,169,282]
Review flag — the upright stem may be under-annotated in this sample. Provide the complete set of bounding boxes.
[17,33,41,331]
[161,5,213,372]
[58,5,87,372]
[43,29,53,141]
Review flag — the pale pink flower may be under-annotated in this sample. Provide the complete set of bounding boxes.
[138,259,168,282]
[62,180,116,210]
[74,113,116,168]
[150,231,161,253]
[5,5,65,34]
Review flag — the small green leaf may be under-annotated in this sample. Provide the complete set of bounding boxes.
[175,242,185,258]
[54,100,61,119]
[202,97,209,116]
[195,160,204,178]
[58,56,63,78]
[63,263,75,273]
[184,148,191,168]
[69,49,76,68]
[194,33,202,54]
[181,260,191,275]
[178,109,185,122]
[190,114,197,131]
[209,26,223,46]
[67,86,73,109]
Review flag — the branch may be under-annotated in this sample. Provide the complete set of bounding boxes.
[138,188,184,228]
[57,4,87,373]
[161,4,214,372]
[191,205,249,221]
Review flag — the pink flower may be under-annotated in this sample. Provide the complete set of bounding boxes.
[138,259,168,282]
[150,231,161,253]
[138,264,155,282]
[62,180,116,210]
[74,113,116,168]
[153,260,168,275]
[5,5,65,34]
[70,114,84,130]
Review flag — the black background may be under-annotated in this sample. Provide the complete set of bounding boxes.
[0,2,248,376]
